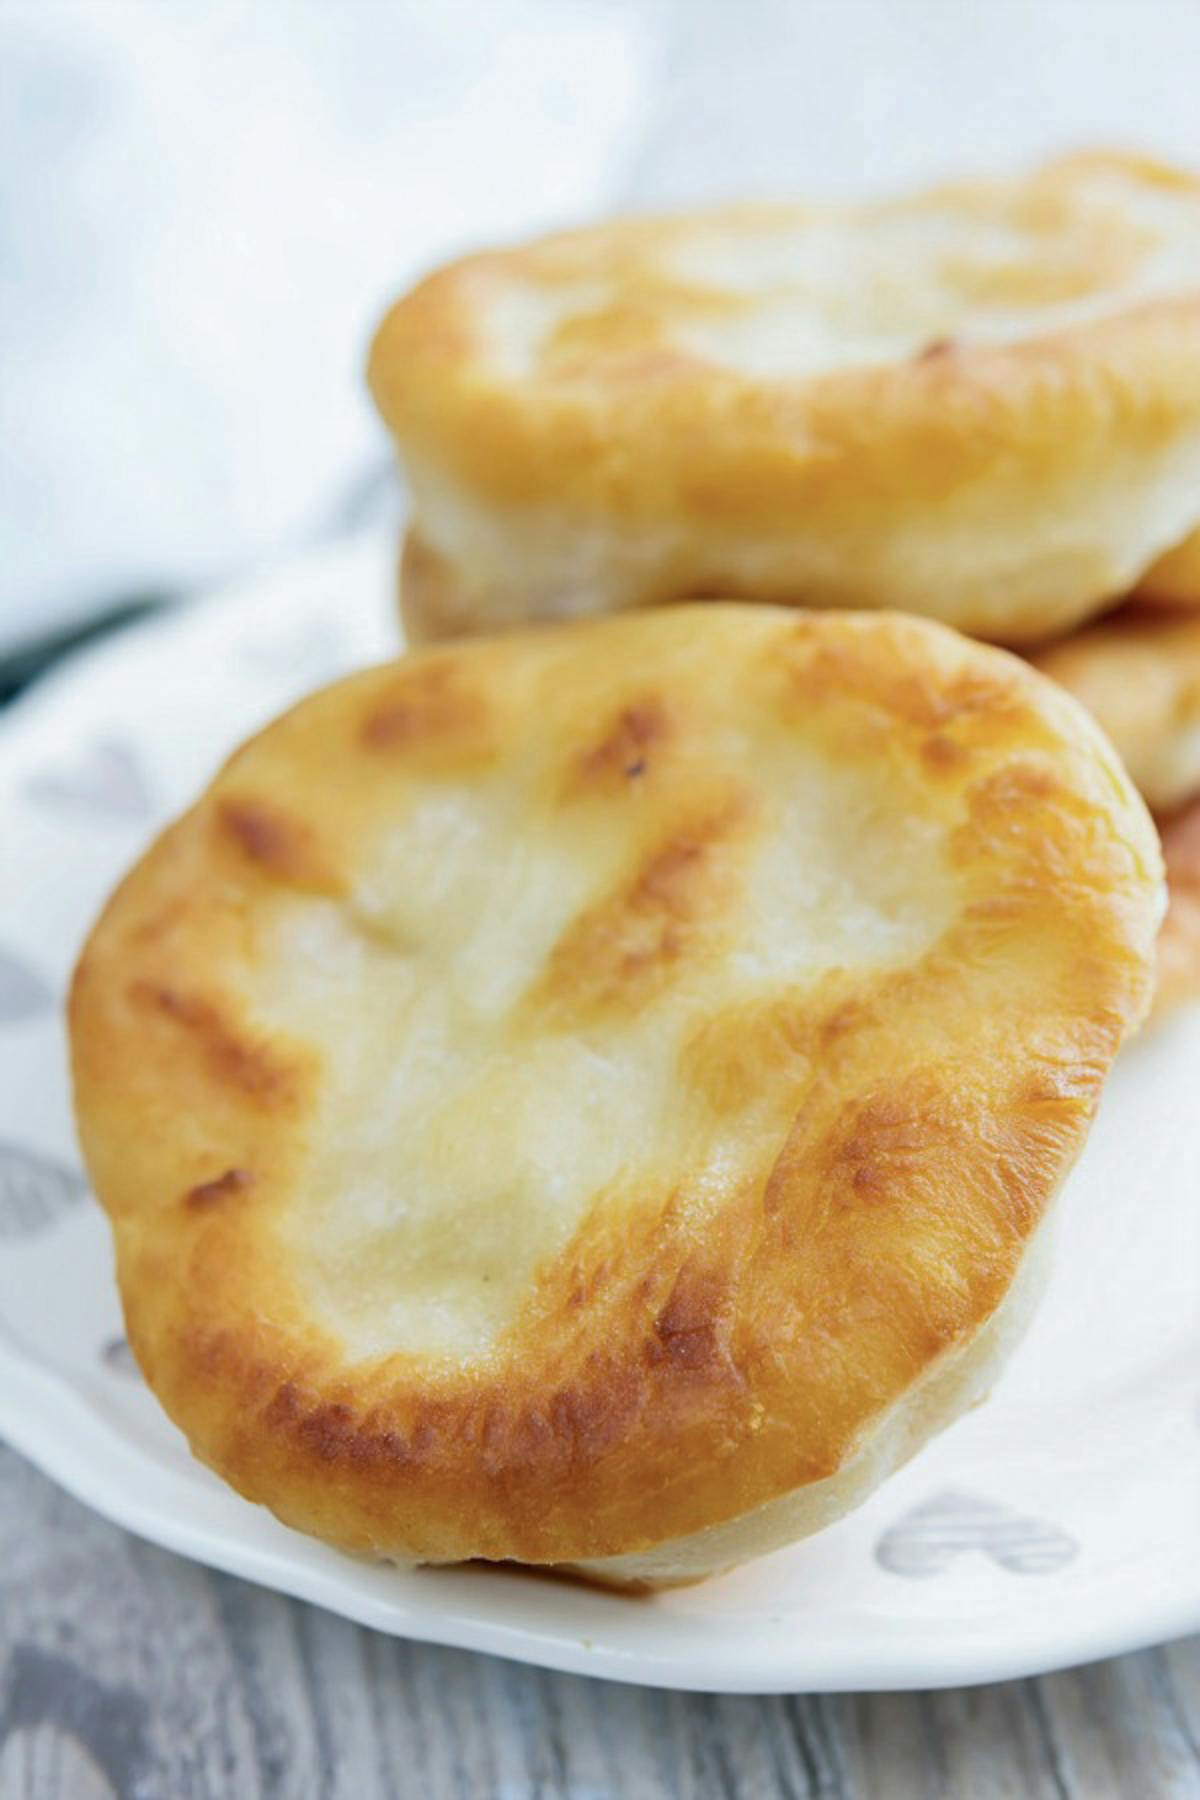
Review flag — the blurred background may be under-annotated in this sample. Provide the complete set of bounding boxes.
[3,0,1199,661]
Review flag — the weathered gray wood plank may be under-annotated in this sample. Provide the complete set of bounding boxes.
[0,1446,1196,1800]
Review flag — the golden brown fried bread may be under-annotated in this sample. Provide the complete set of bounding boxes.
[70,606,1162,1584]
[370,151,1200,648]
[1031,610,1200,812]
[1026,613,1200,1017]
[1134,528,1200,609]
[397,528,466,649]
[1155,800,1200,1016]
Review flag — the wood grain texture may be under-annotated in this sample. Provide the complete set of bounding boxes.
[0,1448,1196,1800]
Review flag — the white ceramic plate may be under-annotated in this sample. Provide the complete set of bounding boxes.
[0,534,1197,1694]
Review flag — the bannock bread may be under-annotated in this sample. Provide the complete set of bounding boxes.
[1031,609,1200,812]
[370,151,1200,648]
[1134,527,1200,609]
[1155,801,1200,1017]
[70,606,1162,1584]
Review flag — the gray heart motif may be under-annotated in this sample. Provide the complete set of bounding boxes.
[101,1336,140,1378]
[875,1488,1077,1577]
[26,739,151,820]
[0,1142,88,1239]
[0,947,52,1022]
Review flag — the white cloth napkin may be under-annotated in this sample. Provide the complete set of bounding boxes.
[4,0,1200,654]
[0,0,659,648]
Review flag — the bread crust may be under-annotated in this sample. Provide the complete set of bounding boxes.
[1031,608,1200,812]
[1155,800,1200,1016]
[371,152,1200,646]
[70,606,1161,1578]
[1134,527,1200,609]
[397,527,473,647]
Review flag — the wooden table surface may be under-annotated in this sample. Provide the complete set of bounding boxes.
[0,1446,1195,1799]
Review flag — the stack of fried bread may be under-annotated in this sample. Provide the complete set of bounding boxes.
[370,149,1200,1017]
[70,151,1193,1587]
[1031,607,1200,1015]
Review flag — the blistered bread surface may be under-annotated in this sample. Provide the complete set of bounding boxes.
[70,606,1161,1573]
[371,152,1200,645]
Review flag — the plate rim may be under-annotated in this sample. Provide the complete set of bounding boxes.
[1,528,1197,1694]
[2,1337,1198,1694]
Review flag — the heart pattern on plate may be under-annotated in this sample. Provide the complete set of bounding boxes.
[26,739,152,820]
[0,947,52,1023]
[0,1142,88,1240]
[875,1488,1077,1577]
[100,1336,139,1378]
